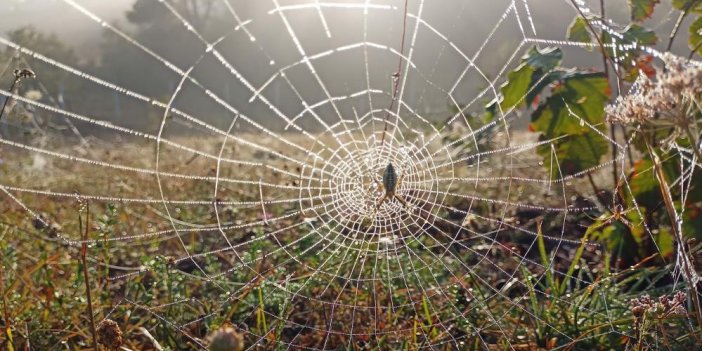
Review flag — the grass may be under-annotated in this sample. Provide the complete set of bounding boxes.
[0,133,699,350]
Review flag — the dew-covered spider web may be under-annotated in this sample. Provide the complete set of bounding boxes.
[0,0,691,349]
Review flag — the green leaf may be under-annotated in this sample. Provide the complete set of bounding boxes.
[559,228,591,294]
[627,156,679,208]
[530,72,610,177]
[629,0,660,22]
[567,16,592,44]
[522,46,562,71]
[484,46,562,120]
[689,17,702,55]
[655,228,675,258]
[672,0,702,12]
[531,73,610,136]
[598,25,657,82]
[496,64,536,112]
[588,220,638,264]
[621,24,658,45]
[536,133,609,177]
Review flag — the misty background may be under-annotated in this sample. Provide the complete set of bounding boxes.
[0,0,690,138]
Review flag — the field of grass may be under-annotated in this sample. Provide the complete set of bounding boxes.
[0,131,699,351]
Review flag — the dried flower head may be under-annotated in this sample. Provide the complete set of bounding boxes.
[605,53,702,125]
[207,326,244,351]
[13,68,35,81]
[630,291,688,319]
[96,319,124,350]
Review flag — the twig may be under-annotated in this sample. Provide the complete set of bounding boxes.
[138,327,164,351]
[79,201,99,350]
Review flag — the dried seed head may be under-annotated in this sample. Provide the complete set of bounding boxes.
[13,68,35,81]
[605,52,702,126]
[207,326,244,351]
[96,319,123,350]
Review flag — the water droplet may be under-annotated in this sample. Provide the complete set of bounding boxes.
[269,60,275,65]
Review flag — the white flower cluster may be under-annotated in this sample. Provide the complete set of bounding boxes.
[605,53,702,124]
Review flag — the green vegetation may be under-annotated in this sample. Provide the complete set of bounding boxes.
[1,1,702,350]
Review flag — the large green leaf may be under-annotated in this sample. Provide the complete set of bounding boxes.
[530,72,610,177]
[531,72,610,136]
[536,133,609,177]
[485,46,562,120]
[629,0,660,22]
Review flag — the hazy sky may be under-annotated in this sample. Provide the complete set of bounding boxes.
[0,0,690,126]
[0,0,132,55]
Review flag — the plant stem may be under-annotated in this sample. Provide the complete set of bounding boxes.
[0,266,14,351]
[79,202,99,350]
[0,78,19,124]
[645,140,702,336]
[668,12,688,52]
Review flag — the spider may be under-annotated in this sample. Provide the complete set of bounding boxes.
[374,162,409,211]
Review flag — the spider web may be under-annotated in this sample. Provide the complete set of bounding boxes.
[0,0,685,349]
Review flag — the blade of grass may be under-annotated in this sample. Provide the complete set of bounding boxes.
[0,259,14,351]
[257,286,268,335]
[520,266,543,342]
[536,219,556,294]
[560,230,591,295]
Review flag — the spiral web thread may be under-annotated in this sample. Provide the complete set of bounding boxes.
[0,0,694,349]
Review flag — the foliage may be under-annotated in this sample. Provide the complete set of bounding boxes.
[485,46,610,177]
[478,2,702,348]
[2,1,702,350]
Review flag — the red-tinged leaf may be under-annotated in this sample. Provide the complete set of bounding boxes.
[636,54,656,78]
[629,0,660,22]
[531,94,540,109]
